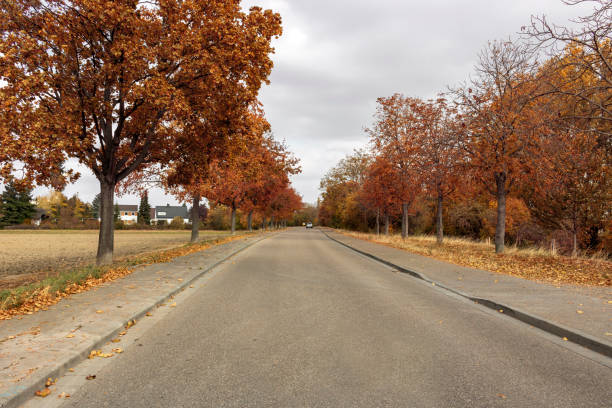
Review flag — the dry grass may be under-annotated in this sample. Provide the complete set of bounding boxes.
[342,231,612,287]
[0,230,230,289]
[0,233,252,318]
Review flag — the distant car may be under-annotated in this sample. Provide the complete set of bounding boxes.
[306,222,313,228]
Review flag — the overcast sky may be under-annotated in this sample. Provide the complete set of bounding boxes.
[32,0,588,206]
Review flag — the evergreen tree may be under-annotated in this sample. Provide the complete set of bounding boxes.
[138,191,151,225]
[91,193,101,219]
[114,203,120,221]
[0,182,36,226]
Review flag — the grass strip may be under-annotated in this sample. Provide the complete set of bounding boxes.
[341,231,611,287]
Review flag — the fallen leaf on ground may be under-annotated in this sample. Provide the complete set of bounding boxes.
[35,388,51,397]
[119,331,127,336]
[66,334,75,338]
[146,312,153,317]
[577,310,584,314]
[170,303,177,307]
[111,338,121,343]
[85,375,96,380]
[112,348,123,353]
[45,378,56,387]
[189,285,194,288]
[89,350,113,359]
[69,368,74,372]
[58,392,70,398]
[563,337,568,341]
[125,320,135,329]
[96,310,104,314]
[499,309,504,313]
[497,393,506,399]
[177,278,183,282]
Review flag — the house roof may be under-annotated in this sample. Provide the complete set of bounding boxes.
[118,205,138,212]
[154,205,189,219]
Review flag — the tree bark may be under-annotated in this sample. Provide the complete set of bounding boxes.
[230,203,236,235]
[191,194,200,243]
[384,213,390,235]
[494,172,507,254]
[262,216,266,231]
[376,208,380,235]
[571,217,578,258]
[401,202,409,238]
[96,180,115,265]
[247,210,253,231]
[436,189,444,245]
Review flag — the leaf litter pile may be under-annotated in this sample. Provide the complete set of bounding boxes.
[344,232,611,286]
[0,235,247,319]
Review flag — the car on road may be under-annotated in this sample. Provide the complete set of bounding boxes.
[306,222,313,228]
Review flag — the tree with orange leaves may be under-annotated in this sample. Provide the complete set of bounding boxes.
[359,157,402,235]
[452,40,541,253]
[0,1,282,263]
[368,94,422,238]
[410,98,464,244]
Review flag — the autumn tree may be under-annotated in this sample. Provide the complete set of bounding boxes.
[409,98,464,244]
[526,0,611,142]
[368,94,423,238]
[0,0,282,264]
[359,157,402,235]
[452,40,541,253]
[523,128,610,256]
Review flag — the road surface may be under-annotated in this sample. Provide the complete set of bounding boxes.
[41,229,612,407]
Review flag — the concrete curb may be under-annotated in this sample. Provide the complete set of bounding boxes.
[2,234,270,408]
[321,229,612,359]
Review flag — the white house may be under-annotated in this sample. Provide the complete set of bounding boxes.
[118,204,138,224]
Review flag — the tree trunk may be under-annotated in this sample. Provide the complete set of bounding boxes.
[190,194,200,243]
[230,203,236,235]
[401,202,409,238]
[436,189,444,245]
[247,210,253,231]
[376,208,380,235]
[96,180,115,265]
[494,172,507,254]
[384,213,390,235]
[270,215,275,229]
[262,216,266,231]
[571,218,578,258]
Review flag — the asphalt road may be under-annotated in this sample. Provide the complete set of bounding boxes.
[58,229,611,407]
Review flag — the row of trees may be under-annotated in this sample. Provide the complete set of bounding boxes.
[320,0,611,256]
[0,0,302,264]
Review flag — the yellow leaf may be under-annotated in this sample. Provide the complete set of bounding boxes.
[170,303,177,307]
[112,348,123,353]
[562,337,568,341]
[96,310,104,314]
[35,388,51,397]
[111,338,121,343]
[576,310,584,314]
[66,334,75,338]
